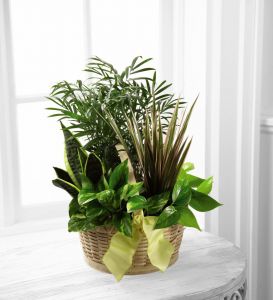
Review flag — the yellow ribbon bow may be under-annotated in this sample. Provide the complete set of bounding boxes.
[102,211,175,281]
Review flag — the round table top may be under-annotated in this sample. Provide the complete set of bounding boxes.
[0,227,247,300]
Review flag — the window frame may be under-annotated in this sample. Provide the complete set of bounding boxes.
[0,0,93,226]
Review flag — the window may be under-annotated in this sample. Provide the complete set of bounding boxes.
[0,0,206,228]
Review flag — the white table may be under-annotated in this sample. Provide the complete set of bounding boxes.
[0,228,246,300]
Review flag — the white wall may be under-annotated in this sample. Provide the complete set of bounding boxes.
[258,0,273,298]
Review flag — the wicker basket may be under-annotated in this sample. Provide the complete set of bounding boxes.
[79,224,184,275]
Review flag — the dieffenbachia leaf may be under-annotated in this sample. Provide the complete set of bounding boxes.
[52,178,79,197]
[85,152,104,184]
[109,159,129,190]
[146,192,170,215]
[172,177,191,206]
[61,122,87,187]
[197,176,213,195]
[190,189,222,212]
[86,200,107,221]
[154,205,181,229]
[178,206,201,230]
[127,195,147,212]
[96,189,115,210]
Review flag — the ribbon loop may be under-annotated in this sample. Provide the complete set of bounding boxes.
[102,212,175,281]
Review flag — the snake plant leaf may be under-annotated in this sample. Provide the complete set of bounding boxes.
[53,167,73,183]
[178,206,201,230]
[113,213,133,237]
[146,192,170,215]
[127,195,147,213]
[172,177,191,206]
[190,189,222,212]
[154,205,181,229]
[109,159,129,190]
[85,152,104,184]
[96,189,115,211]
[197,176,213,195]
[103,144,121,171]
[61,122,87,187]
[52,178,79,197]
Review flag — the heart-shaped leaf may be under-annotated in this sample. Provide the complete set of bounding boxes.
[178,206,201,230]
[96,189,115,210]
[197,176,213,195]
[78,190,97,206]
[146,192,170,214]
[154,205,181,229]
[190,189,222,212]
[172,177,191,206]
[127,195,147,212]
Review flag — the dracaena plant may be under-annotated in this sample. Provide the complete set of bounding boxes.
[105,97,222,230]
[47,56,184,178]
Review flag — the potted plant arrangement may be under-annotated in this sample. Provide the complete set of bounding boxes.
[47,57,221,281]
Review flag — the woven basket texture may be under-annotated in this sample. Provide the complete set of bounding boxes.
[79,224,184,275]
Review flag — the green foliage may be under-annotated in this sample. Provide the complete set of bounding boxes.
[47,56,183,179]
[50,56,222,235]
[106,97,196,196]
[154,164,222,230]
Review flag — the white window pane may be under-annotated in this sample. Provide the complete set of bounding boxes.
[10,0,86,96]
[17,102,66,205]
[90,0,160,70]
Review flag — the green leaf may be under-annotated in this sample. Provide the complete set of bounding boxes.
[122,182,144,200]
[172,177,191,206]
[53,167,73,183]
[190,190,222,212]
[146,192,170,215]
[69,198,81,217]
[178,206,201,230]
[97,175,109,192]
[186,174,205,187]
[61,122,85,187]
[197,176,213,195]
[80,174,95,191]
[182,162,195,172]
[85,153,104,184]
[113,213,132,237]
[109,160,129,190]
[78,190,97,206]
[52,178,79,197]
[96,189,115,210]
[154,205,181,229]
[68,216,95,232]
[127,195,147,212]
[86,200,107,221]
